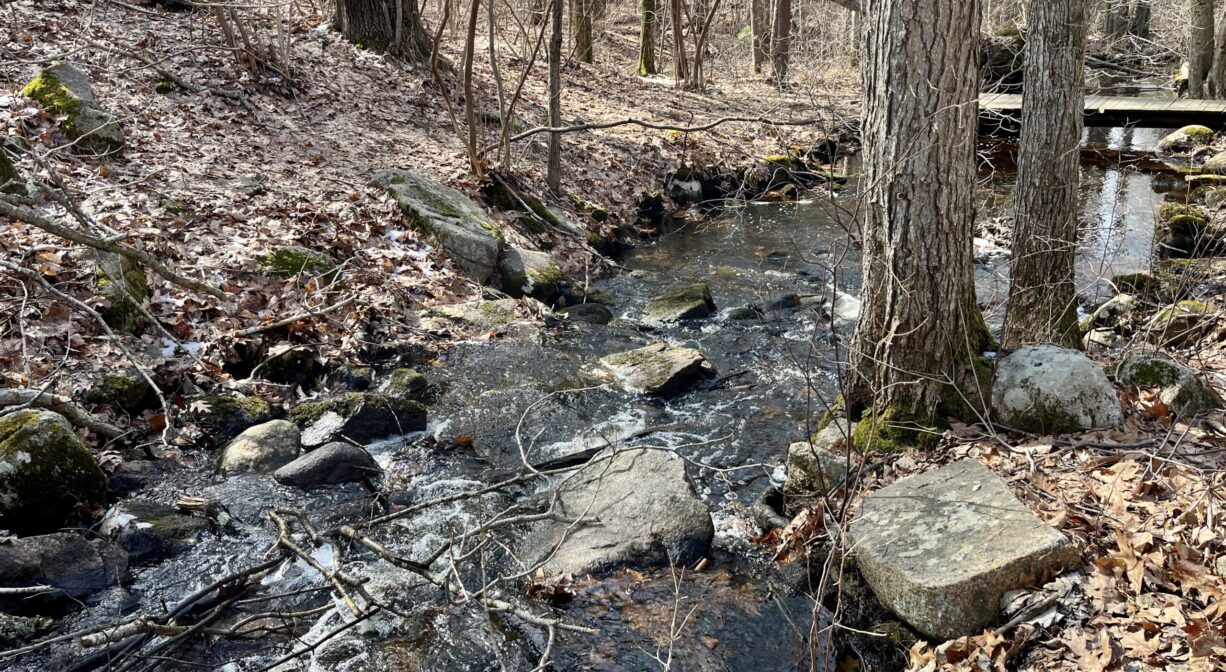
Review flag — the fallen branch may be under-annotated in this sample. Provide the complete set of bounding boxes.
[496,113,832,152]
[0,389,124,438]
[231,295,358,337]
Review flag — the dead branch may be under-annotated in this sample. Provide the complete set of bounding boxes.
[0,388,124,438]
[231,295,358,337]
[497,112,831,151]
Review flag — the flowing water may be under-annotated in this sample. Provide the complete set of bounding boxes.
[15,121,1182,672]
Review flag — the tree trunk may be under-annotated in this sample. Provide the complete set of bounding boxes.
[845,0,987,441]
[751,0,770,73]
[572,0,594,62]
[1128,0,1150,38]
[1103,0,1129,39]
[671,0,689,84]
[687,0,721,90]
[1188,0,1215,98]
[771,0,792,86]
[334,0,434,61]
[547,0,563,193]
[1002,0,1086,349]
[639,0,658,75]
[1209,9,1226,97]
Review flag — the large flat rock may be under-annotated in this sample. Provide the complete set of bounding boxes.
[849,460,1078,640]
[598,342,714,396]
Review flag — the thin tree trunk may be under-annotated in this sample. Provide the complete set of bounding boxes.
[751,0,770,73]
[1128,0,1150,37]
[771,0,792,86]
[1003,0,1086,349]
[572,0,594,62]
[547,0,563,193]
[845,0,987,437]
[639,0,658,75]
[1103,0,1129,39]
[334,0,434,60]
[462,0,481,176]
[1188,0,1215,98]
[687,0,721,90]
[1209,9,1226,98]
[670,0,688,84]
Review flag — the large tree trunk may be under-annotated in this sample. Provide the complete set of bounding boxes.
[1209,10,1226,97]
[1002,0,1087,349]
[751,0,771,73]
[547,0,563,193]
[845,0,987,442]
[771,0,792,86]
[1188,0,1215,98]
[333,0,433,61]
[639,0,658,74]
[572,0,594,62]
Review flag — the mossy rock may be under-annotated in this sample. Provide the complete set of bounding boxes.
[84,370,153,413]
[98,499,209,564]
[290,391,427,447]
[1116,349,1190,388]
[185,394,274,444]
[1145,300,1214,345]
[0,409,107,535]
[1112,271,1182,303]
[22,64,124,156]
[1158,125,1214,153]
[853,406,944,453]
[1202,151,1226,174]
[95,252,150,335]
[326,363,374,391]
[256,246,339,282]
[498,247,568,302]
[644,283,717,323]
[1185,174,1226,188]
[378,367,428,402]
[1158,202,1207,226]
[1161,374,1224,417]
[258,344,320,388]
[0,142,21,195]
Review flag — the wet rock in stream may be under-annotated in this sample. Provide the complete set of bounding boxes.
[97,499,210,564]
[274,442,381,489]
[219,419,301,475]
[0,533,127,611]
[291,391,427,449]
[643,282,717,323]
[598,342,715,396]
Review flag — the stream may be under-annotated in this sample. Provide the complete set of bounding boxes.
[16,119,1181,671]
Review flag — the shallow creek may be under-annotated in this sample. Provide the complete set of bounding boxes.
[22,122,1182,672]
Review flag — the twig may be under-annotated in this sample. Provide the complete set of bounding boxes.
[230,295,357,336]
[0,389,124,438]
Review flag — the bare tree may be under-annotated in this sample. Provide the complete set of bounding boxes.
[1130,0,1151,37]
[1188,0,1215,98]
[334,0,433,60]
[639,0,659,75]
[1104,0,1130,39]
[751,0,771,73]
[670,0,689,83]
[572,0,594,62]
[548,0,563,193]
[1003,0,1087,349]
[844,0,988,443]
[771,0,793,86]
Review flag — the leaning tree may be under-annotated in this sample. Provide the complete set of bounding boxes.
[333,0,434,61]
[843,0,992,449]
[1002,0,1087,349]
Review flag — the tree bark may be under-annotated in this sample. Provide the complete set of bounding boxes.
[1128,0,1150,38]
[771,0,792,86]
[639,0,658,75]
[333,0,433,61]
[670,0,689,84]
[571,0,594,62]
[547,0,563,193]
[751,0,771,73]
[1103,0,1129,40]
[1002,0,1086,349]
[1209,9,1226,97]
[1188,0,1215,98]
[845,0,987,434]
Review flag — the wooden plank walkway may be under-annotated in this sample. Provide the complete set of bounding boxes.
[979,93,1226,128]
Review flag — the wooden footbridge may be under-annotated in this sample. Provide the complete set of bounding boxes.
[980,92,1226,129]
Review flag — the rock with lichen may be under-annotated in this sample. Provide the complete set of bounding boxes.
[97,499,210,564]
[219,419,300,475]
[290,392,426,448]
[377,367,428,402]
[498,247,567,302]
[644,283,717,324]
[84,369,153,413]
[21,63,124,156]
[599,342,715,396]
[1145,300,1215,346]
[1117,349,1224,417]
[991,345,1123,434]
[1157,125,1215,153]
[0,409,108,535]
[372,170,504,281]
[783,419,855,514]
[95,251,150,335]
[185,394,274,445]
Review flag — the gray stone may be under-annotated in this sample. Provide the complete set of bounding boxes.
[185,394,274,445]
[0,533,127,610]
[849,460,1079,640]
[498,247,566,301]
[22,64,124,156]
[599,342,715,396]
[1116,349,1190,388]
[783,419,855,514]
[97,499,209,564]
[1157,125,1214,153]
[524,449,713,576]
[373,170,504,281]
[258,344,320,388]
[290,392,427,449]
[644,283,717,323]
[557,302,613,325]
[423,299,521,332]
[1145,300,1215,346]
[991,345,1123,434]
[274,442,381,489]
[219,420,301,474]
[1083,328,1124,352]
[0,410,107,535]
[377,368,428,401]
[1085,293,1137,332]
[1160,372,1225,417]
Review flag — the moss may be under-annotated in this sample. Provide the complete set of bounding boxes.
[154,80,175,94]
[1113,270,1180,301]
[289,391,367,425]
[85,371,151,411]
[1122,358,1185,387]
[256,246,339,281]
[21,71,81,118]
[1158,202,1207,225]
[1185,174,1226,187]
[96,254,150,335]
[0,410,107,534]
[1182,125,1215,144]
[379,368,428,401]
[852,406,945,453]
[992,25,1022,38]
[187,394,273,443]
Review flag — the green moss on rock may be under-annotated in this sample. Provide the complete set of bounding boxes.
[96,253,150,335]
[0,409,107,535]
[186,394,274,444]
[21,71,82,117]
[256,246,339,281]
[378,368,428,401]
[853,406,944,453]
[84,371,152,411]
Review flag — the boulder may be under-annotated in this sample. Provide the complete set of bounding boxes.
[991,345,1123,434]
[377,367,428,402]
[1116,349,1191,388]
[326,364,373,391]
[1084,293,1138,333]
[97,499,208,564]
[557,302,613,325]
[185,394,274,445]
[598,342,715,396]
[95,251,150,335]
[84,369,153,413]
[1144,300,1214,345]
[1111,271,1181,303]
[257,344,320,389]
[523,449,713,576]
[290,392,426,449]
[424,299,521,332]
[373,170,504,281]
[0,533,127,610]
[219,420,301,474]
[849,460,1078,640]
[21,63,124,156]
[498,247,566,301]
[0,410,107,535]
[783,419,855,514]
[1203,151,1226,174]
[644,283,717,323]
[1083,327,1125,352]
[1157,125,1214,153]
[1161,374,1225,417]
[255,246,339,281]
[273,442,381,489]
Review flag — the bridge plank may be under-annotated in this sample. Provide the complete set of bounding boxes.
[977,92,1226,128]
